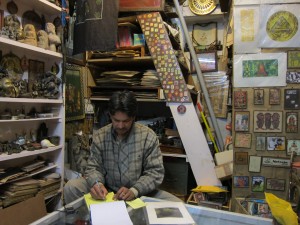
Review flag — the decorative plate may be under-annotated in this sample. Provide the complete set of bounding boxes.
[188,0,217,15]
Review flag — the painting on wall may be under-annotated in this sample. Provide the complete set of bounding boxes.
[287,139,300,156]
[251,176,265,192]
[253,89,264,105]
[266,136,285,151]
[284,89,300,110]
[234,111,250,132]
[266,178,285,191]
[234,133,252,148]
[287,50,300,69]
[286,112,298,133]
[253,111,282,132]
[233,90,247,109]
[269,88,280,105]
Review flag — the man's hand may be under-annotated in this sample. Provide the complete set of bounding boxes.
[114,187,135,201]
[90,182,108,200]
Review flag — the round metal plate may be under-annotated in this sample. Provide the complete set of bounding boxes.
[188,0,217,15]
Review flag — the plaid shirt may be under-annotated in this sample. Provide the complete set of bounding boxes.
[85,123,164,197]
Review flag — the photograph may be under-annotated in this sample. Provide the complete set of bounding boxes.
[234,133,252,148]
[269,88,280,105]
[266,178,285,191]
[248,156,262,173]
[251,176,265,192]
[284,89,300,110]
[234,90,247,109]
[234,111,250,131]
[286,71,300,84]
[256,136,266,151]
[287,50,300,69]
[286,139,300,156]
[266,136,285,151]
[286,112,298,133]
[233,176,249,188]
[235,152,248,165]
[253,89,264,105]
[253,111,283,132]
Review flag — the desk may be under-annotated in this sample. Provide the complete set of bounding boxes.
[30,197,273,225]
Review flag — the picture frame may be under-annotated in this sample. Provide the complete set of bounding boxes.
[192,51,218,73]
[233,90,247,109]
[256,136,266,151]
[284,89,300,110]
[119,0,165,12]
[269,88,280,105]
[286,139,300,156]
[192,22,217,50]
[0,10,4,30]
[266,178,285,191]
[251,176,265,192]
[234,133,252,148]
[248,156,261,173]
[253,89,264,105]
[287,50,300,69]
[286,71,300,84]
[233,176,249,188]
[28,59,45,93]
[262,157,291,168]
[234,111,250,132]
[286,112,298,133]
[253,111,283,132]
[266,136,285,151]
[235,152,248,165]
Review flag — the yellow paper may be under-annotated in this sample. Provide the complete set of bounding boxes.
[84,192,115,209]
[191,186,228,193]
[126,198,146,209]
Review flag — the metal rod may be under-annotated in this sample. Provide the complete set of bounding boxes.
[173,0,224,151]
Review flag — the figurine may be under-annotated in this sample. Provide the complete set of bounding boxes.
[0,77,19,97]
[37,30,49,49]
[2,14,21,40]
[46,22,61,52]
[22,24,37,46]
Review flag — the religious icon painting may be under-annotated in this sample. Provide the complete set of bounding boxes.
[287,139,300,156]
[234,111,250,132]
[269,88,280,105]
[233,90,247,109]
[253,89,264,105]
[284,89,300,110]
[256,136,266,151]
[286,112,298,133]
[251,176,265,192]
[253,111,283,132]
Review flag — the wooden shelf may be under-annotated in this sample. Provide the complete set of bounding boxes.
[87,56,154,67]
[0,117,61,123]
[0,97,63,104]
[22,0,61,15]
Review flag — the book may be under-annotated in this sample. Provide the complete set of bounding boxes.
[145,201,195,225]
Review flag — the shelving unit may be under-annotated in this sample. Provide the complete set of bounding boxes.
[0,0,65,210]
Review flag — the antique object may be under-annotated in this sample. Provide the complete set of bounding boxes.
[22,24,37,46]
[37,30,49,49]
[46,22,61,52]
[0,77,19,97]
[188,0,216,15]
[2,14,21,40]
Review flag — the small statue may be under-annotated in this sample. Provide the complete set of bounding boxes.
[41,71,61,98]
[2,14,21,40]
[0,77,19,97]
[46,22,61,52]
[22,24,37,46]
[37,30,49,49]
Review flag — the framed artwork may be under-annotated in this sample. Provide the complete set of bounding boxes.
[234,111,250,132]
[287,50,300,69]
[233,176,249,188]
[234,133,252,148]
[192,22,217,50]
[266,136,285,151]
[269,88,280,105]
[253,111,282,132]
[119,0,165,12]
[0,10,4,29]
[253,89,264,105]
[235,152,248,165]
[286,71,300,84]
[284,89,300,110]
[251,176,265,192]
[28,59,45,93]
[65,64,85,121]
[248,156,261,173]
[286,112,298,133]
[262,157,291,168]
[287,139,300,156]
[193,51,218,72]
[256,136,266,151]
[233,90,247,109]
[266,178,285,191]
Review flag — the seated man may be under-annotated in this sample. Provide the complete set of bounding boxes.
[64,91,181,204]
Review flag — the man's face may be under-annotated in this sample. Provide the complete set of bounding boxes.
[110,111,134,137]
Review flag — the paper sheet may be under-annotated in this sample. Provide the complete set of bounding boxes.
[126,198,146,209]
[90,201,133,225]
[84,192,115,209]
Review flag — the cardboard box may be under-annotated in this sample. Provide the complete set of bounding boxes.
[214,161,233,180]
[0,194,47,225]
[214,150,233,165]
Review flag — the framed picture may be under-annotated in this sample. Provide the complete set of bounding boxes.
[251,176,265,192]
[234,111,250,132]
[235,152,248,165]
[286,71,300,84]
[233,176,249,188]
[0,10,4,29]
[284,89,300,110]
[253,89,264,105]
[287,139,300,156]
[266,178,285,191]
[119,0,165,12]
[234,133,252,148]
[262,157,291,168]
[256,136,266,151]
[65,64,85,121]
[253,111,282,132]
[193,51,218,73]
[248,156,261,173]
[286,112,298,133]
[269,88,280,105]
[266,136,285,151]
[28,59,45,93]
[192,22,217,50]
[233,90,247,109]
[287,50,300,69]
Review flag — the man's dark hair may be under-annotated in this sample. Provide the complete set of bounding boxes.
[108,91,137,117]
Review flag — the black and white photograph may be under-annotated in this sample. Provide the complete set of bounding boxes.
[286,71,300,84]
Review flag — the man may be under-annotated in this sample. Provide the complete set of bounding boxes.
[64,91,180,204]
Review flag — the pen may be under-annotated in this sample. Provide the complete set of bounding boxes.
[96,180,106,200]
